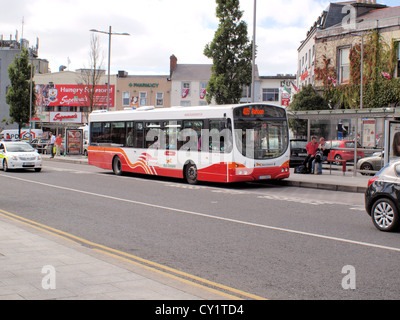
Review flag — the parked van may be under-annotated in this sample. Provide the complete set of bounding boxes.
[0,129,43,141]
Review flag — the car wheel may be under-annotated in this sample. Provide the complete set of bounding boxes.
[371,198,400,232]
[360,163,374,176]
[35,168,42,172]
[334,155,343,166]
[112,156,123,176]
[3,160,8,172]
[185,163,198,185]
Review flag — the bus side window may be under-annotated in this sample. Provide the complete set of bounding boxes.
[209,119,232,153]
[126,122,134,147]
[145,122,162,148]
[91,122,109,145]
[182,120,203,151]
[164,121,180,150]
[111,122,126,146]
[134,122,144,149]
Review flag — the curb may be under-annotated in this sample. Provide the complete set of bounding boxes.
[271,179,367,194]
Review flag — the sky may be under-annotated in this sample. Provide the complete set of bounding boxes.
[1,0,399,77]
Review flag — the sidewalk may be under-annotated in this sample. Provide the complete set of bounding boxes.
[0,215,233,300]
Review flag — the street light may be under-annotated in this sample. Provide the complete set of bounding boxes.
[251,0,257,103]
[90,26,130,111]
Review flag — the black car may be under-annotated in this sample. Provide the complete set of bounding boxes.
[289,139,307,168]
[365,161,400,232]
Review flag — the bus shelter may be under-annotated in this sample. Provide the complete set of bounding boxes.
[287,107,400,176]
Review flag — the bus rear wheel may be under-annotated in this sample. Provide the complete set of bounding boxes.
[112,156,123,176]
[185,163,198,185]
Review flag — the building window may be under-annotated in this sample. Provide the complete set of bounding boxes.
[156,92,164,107]
[139,92,147,106]
[200,82,207,100]
[262,88,279,102]
[180,101,191,107]
[123,92,130,106]
[338,47,350,84]
[182,82,190,98]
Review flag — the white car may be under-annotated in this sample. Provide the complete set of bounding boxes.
[0,141,42,172]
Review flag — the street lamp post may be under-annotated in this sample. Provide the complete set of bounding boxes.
[350,31,367,177]
[251,0,257,103]
[89,26,130,111]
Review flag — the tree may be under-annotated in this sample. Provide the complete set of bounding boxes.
[204,0,253,105]
[6,48,36,134]
[290,84,329,111]
[289,84,329,137]
[79,34,105,121]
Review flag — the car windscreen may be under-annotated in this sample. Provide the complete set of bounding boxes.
[6,143,35,152]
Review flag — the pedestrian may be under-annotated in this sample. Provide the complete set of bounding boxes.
[47,132,56,158]
[313,137,330,175]
[304,136,319,174]
[55,134,62,156]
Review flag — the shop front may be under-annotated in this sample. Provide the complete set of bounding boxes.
[34,83,115,136]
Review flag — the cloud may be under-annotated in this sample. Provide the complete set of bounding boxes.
[1,0,332,76]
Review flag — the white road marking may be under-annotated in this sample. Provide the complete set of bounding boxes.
[1,173,399,253]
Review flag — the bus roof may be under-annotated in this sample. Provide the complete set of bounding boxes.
[89,103,285,122]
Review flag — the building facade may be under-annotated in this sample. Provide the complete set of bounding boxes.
[314,2,400,89]
[170,55,211,107]
[0,36,49,130]
[116,71,171,109]
[297,1,388,89]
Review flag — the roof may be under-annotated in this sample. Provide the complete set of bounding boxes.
[357,5,400,23]
[171,64,212,81]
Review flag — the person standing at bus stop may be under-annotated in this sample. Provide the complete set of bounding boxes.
[47,132,56,158]
[55,134,62,156]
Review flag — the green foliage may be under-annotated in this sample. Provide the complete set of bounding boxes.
[5,48,36,132]
[289,84,329,136]
[321,31,400,109]
[290,84,329,111]
[204,0,253,104]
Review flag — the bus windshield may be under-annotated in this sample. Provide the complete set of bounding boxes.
[233,105,289,160]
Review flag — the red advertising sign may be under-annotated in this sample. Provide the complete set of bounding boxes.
[36,84,115,107]
[66,129,83,155]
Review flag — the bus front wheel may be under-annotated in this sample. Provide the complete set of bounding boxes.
[185,163,198,185]
[112,156,123,176]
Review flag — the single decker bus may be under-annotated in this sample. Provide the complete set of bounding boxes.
[88,103,290,184]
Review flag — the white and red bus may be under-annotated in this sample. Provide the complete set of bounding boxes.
[88,103,290,184]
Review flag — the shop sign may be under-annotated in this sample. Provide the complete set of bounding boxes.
[129,83,159,88]
[50,112,82,123]
[36,84,115,107]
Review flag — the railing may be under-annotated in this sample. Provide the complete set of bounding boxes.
[320,147,384,176]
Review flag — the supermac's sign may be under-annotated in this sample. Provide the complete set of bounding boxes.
[49,112,82,123]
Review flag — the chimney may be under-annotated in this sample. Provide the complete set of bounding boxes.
[170,54,177,78]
